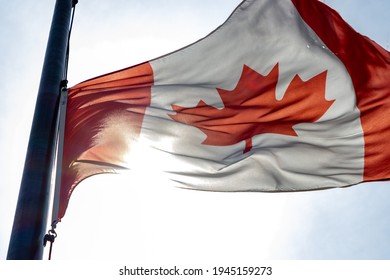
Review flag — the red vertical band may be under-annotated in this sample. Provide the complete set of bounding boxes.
[292,0,390,181]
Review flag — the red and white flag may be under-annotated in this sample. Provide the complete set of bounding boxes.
[58,0,390,219]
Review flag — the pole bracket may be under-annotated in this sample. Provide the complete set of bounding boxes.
[43,224,58,260]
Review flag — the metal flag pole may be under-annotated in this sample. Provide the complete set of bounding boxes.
[7,0,74,260]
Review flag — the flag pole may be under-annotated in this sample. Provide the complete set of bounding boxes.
[7,0,73,260]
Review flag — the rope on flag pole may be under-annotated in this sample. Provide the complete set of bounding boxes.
[64,0,78,81]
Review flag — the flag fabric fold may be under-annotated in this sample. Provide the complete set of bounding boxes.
[58,0,390,220]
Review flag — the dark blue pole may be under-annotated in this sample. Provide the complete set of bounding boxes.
[7,0,73,259]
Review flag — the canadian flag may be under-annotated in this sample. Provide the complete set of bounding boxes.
[58,0,390,220]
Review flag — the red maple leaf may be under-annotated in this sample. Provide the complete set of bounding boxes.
[169,64,334,153]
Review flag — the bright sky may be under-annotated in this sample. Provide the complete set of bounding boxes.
[1,0,390,261]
